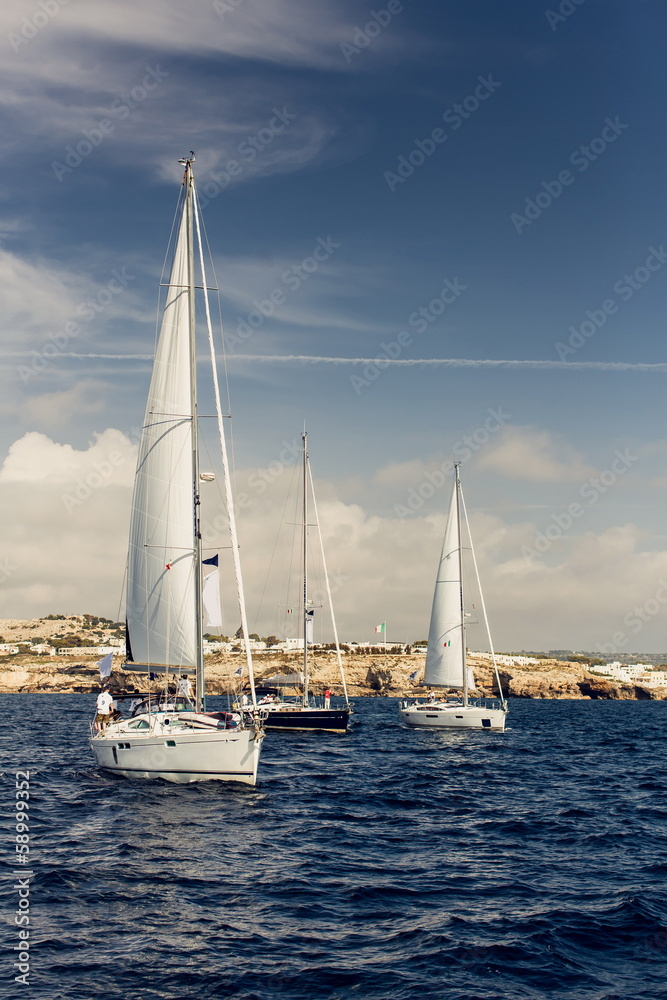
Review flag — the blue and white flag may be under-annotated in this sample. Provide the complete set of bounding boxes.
[408,669,418,681]
[97,652,113,679]
[202,554,219,567]
[234,666,243,676]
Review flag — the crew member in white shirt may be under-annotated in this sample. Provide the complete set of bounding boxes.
[95,686,115,732]
[176,674,194,705]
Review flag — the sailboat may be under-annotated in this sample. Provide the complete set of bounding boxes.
[399,463,508,730]
[89,154,266,783]
[251,432,351,733]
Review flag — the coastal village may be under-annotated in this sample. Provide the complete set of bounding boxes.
[2,614,667,701]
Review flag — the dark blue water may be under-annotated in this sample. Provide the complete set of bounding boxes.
[3,696,667,1000]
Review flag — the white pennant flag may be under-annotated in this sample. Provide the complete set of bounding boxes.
[97,652,113,679]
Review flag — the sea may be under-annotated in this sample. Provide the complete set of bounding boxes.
[3,694,667,1000]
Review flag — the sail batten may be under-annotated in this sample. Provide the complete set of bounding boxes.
[126,202,197,668]
[423,477,465,688]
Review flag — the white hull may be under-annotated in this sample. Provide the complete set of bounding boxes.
[399,701,507,731]
[90,714,264,784]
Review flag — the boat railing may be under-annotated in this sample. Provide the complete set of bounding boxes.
[472,697,505,710]
[400,696,505,710]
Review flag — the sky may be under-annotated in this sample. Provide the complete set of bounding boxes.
[1,0,667,654]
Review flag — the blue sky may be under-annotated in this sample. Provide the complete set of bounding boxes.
[1,0,667,653]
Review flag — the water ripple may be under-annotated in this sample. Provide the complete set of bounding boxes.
[3,695,667,999]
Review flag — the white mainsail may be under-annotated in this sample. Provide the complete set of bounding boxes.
[423,476,464,688]
[126,205,196,667]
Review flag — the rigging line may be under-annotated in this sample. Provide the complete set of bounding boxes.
[199,210,237,498]
[199,433,229,529]
[283,462,302,640]
[193,188,257,708]
[307,455,349,705]
[459,488,506,710]
[155,185,186,355]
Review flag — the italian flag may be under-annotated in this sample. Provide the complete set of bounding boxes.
[374,622,386,634]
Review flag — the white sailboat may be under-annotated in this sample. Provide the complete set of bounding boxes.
[89,154,266,783]
[399,463,508,731]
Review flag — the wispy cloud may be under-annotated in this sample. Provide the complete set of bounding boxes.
[475,426,596,483]
[0,0,391,74]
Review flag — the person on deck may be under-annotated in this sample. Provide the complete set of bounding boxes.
[95,686,115,732]
[176,675,194,705]
[323,688,332,709]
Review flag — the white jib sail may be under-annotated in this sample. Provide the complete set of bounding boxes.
[424,478,464,688]
[126,204,196,667]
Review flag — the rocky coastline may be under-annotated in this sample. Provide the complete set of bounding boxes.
[1,648,666,701]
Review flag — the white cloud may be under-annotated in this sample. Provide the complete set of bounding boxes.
[476,425,596,483]
[0,428,136,485]
[374,458,433,487]
[470,515,667,652]
[2,429,666,653]
[20,380,107,428]
[0,1,412,183]
[0,430,137,618]
[0,0,408,76]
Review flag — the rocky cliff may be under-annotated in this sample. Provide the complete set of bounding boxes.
[1,649,665,701]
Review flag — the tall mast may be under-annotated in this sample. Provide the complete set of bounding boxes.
[455,462,468,707]
[302,430,309,707]
[307,456,349,706]
[182,156,205,712]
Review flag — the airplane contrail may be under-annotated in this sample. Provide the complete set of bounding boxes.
[3,352,667,372]
[228,355,667,372]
